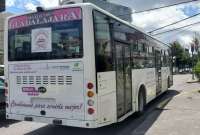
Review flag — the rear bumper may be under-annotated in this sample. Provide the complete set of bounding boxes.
[6,113,98,128]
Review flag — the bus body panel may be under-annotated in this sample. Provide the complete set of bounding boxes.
[8,61,85,119]
[132,68,157,107]
[96,71,117,124]
[161,67,171,92]
[81,5,97,122]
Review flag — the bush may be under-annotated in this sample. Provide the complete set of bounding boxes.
[194,61,200,81]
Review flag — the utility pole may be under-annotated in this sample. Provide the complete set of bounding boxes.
[191,43,195,80]
[194,32,200,61]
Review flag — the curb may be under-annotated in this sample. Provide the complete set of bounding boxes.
[187,79,199,83]
[155,97,172,110]
[187,81,199,83]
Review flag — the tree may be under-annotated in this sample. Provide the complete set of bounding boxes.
[181,49,190,68]
[171,41,183,69]
[191,34,200,60]
[171,41,191,71]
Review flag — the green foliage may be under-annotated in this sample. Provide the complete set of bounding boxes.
[194,61,200,81]
[171,41,191,69]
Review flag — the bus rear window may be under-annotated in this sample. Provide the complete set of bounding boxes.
[8,7,83,61]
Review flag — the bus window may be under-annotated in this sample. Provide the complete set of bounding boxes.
[8,9,83,61]
[93,11,113,72]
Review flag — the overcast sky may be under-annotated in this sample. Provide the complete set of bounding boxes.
[6,0,200,49]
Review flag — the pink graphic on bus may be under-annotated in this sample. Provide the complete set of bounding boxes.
[8,7,82,30]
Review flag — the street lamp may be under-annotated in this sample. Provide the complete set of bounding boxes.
[191,43,195,80]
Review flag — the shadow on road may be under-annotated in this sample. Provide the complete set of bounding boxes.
[0,116,19,128]
[131,89,180,135]
[25,90,179,135]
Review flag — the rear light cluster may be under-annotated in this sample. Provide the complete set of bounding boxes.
[4,81,8,108]
[87,83,94,89]
[87,91,94,97]
[88,108,95,115]
[87,82,95,115]
[4,82,8,96]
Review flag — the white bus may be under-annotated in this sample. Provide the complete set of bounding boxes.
[4,3,173,128]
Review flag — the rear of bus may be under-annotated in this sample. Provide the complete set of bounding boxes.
[5,4,101,128]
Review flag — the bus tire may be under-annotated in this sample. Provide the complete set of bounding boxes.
[168,77,170,88]
[137,87,146,115]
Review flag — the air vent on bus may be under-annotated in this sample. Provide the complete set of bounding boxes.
[36,76,42,84]
[58,76,64,85]
[43,76,48,84]
[22,76,28,84]
[50,76,56,85]
[66,76,72,85]
[16,76,72,85]
[16,76,21,84]
[29,76,34,84]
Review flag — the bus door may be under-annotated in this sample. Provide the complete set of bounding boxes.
[115,42,132,118]
[155,50,162,94]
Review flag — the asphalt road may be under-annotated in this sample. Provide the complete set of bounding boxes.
[0,74,192,135]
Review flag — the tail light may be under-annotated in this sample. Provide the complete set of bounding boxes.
[87,82,94,89]
[87,91,94,97]
[4,82,8,96]
[5,89,8,96]
[87,82,95,115]
[87,99,94,106]
[4,82,8,88]
[88,108,95,115]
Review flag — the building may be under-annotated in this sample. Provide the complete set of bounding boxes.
[59,0,132,22]
[0,12,13,64]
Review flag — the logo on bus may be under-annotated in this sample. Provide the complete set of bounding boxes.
[74,63,79,67]
[72,62,82,71]
[38,87,47,93]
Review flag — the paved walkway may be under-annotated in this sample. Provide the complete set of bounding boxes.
[134,74,200,135]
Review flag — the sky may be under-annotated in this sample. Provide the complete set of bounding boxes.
[109,0,200,49]
[5,0,200,49]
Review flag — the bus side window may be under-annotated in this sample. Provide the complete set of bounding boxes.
[147,46,155,68]
[15,47,23,60]
[93,11,113,72]
[23,41,31,58]
[132,34,146,69]
[132,43,144,69]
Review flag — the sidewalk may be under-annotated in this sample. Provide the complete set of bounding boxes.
[134,75,200,135]
[187,75,199,83]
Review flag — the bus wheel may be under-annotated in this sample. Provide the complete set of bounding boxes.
[138,89,146,115]
[168,77,170,88]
